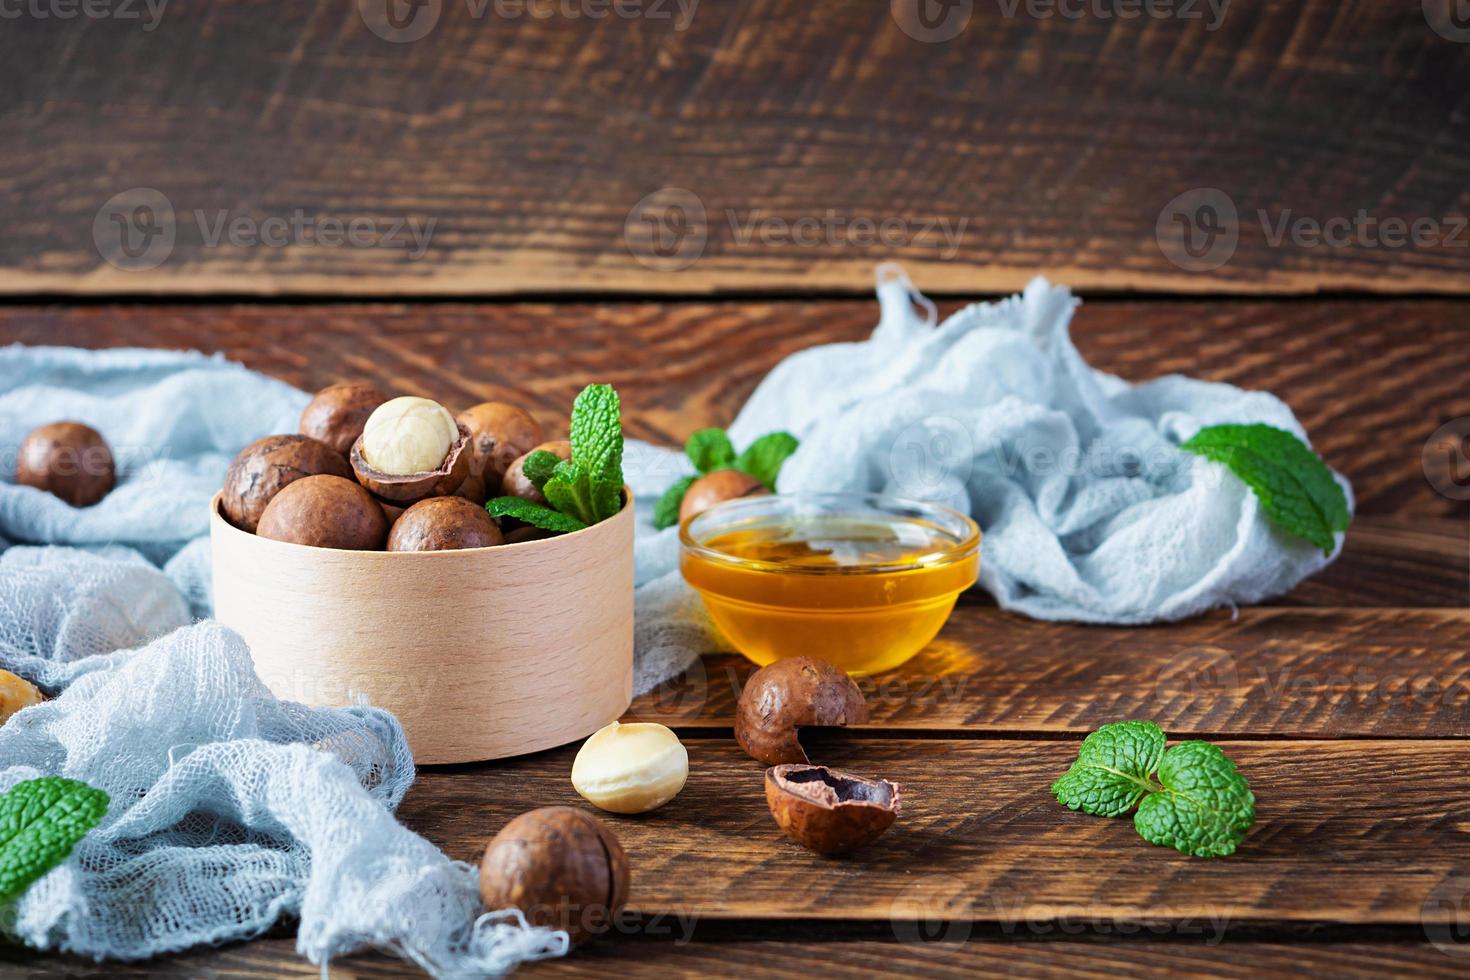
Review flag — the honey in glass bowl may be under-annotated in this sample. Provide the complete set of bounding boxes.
[678,493,980,675]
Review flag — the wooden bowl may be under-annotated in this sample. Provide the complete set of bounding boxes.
[210,491,634,764]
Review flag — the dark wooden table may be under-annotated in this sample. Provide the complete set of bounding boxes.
[4,1,1470,975]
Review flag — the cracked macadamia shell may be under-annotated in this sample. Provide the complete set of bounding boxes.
[16,421,115,508]
[735,656,870,765]
[500,440,571,506]
[256,474,388,550]
[765,764,901,855]
[387,495,504,552]
[0,669,45,724]
[298,381,387,455]
[220,434,353,533]
[351,422,472,505]
[679,469,768,524]
[456,402,544,504]
[479,806,629,946]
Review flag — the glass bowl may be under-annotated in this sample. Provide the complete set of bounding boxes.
[679,492,980,675]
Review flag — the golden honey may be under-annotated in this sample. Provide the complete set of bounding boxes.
[679,494,979,675]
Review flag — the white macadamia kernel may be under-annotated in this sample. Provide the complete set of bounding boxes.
[571,721,688,814]
[0,669,44,724]
[360,396,458,475]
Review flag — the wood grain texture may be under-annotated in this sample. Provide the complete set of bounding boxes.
[6,935,1462,979]
[397,739,1470,926]
[2,1,1468,295]
[1,298,1465,516]
[629,607,1470,737]
[210,493,634,763]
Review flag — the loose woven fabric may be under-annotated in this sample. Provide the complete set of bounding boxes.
[0,347,566,973]
[627,267,1353,682]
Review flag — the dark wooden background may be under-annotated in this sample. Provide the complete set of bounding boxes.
[4,1,1470,977]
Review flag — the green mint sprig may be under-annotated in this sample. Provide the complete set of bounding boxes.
[1052,721,1254,858]
[1180,423,1349,555]
[485,383,625,534]
[652,427,798,530]
[0,777,109,903]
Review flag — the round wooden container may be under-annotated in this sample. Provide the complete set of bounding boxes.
[210,492,634,764]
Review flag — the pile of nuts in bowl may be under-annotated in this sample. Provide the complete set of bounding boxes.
[221,381,580,551]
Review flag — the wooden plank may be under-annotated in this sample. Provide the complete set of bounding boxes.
[3,2,1468,295]
[2,299,1465,516]
[6,934,1461,979]
[396,739,1470,926]
[630,606,1470,737]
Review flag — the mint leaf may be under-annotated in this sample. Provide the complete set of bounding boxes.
[486,496,588,534]
[0,777,108,903]
[1134,741,1255,858]
[653,475,698,531]
[1053,722,1255,858]
[520,450,562,492]
[735,431,798,489]
[685,428,736,475]
[568,384,624,522]
[543,459,598,526]
[1180,423,1349,555]
[1051,720,1165,817]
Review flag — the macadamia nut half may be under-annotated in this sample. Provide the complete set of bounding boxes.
[571,721,688,814]
[361,396,460,476]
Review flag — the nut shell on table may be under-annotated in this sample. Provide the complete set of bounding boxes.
[387,495,504,552]
[220,433,352,533]
[735,656,870,765]
[765,764,901,855]
[16,421,115,508]
[256,474,388,550]
[679,469,767,524]
[479,806,630,946]
[298,381,387,455]
[500,440,571,506]
[456,402,544,504]
[350,422,472,505]
[0,669,45,724]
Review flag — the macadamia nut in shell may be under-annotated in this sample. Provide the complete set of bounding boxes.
[572,721,688,814]
[387,496,504,552]
[257,474,388,550]
[501,440,571,506]
[679,469,767,524]
[735,656,870,765]
[16,421,115,508]
[360,396,459,476]
[220,434,352,533]
[457,402,544,501]
[299,381,387,455]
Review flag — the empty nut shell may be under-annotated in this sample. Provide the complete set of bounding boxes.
[678,469,767,524]
[387,495,504,552]
[0,669,45,724]
[735,656,869,765]
[257,474,388,550]
[220,434,353,533]
[16,421,115,508]
[299,381,387,455]
[765,764,900,855]
[500,440,571,506]
[480,806,630,945]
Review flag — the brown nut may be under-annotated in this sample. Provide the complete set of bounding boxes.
[503,525,558,544]
[735,656,869,765]
[387,495,504,552]
[0,669,45,724]
[500,440,571,506]
[350,422,472,506]
[220,434,352,533]
[257,474,388,550]
[479,806,629,946]
[765,764,900,855]
[16,422,115,508]
[678,469,767,524]
[456,402,544,504]
[299,381,387,455]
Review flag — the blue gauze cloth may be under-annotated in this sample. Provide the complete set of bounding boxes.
[0,346,565,974]
[625,268,1354,684]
